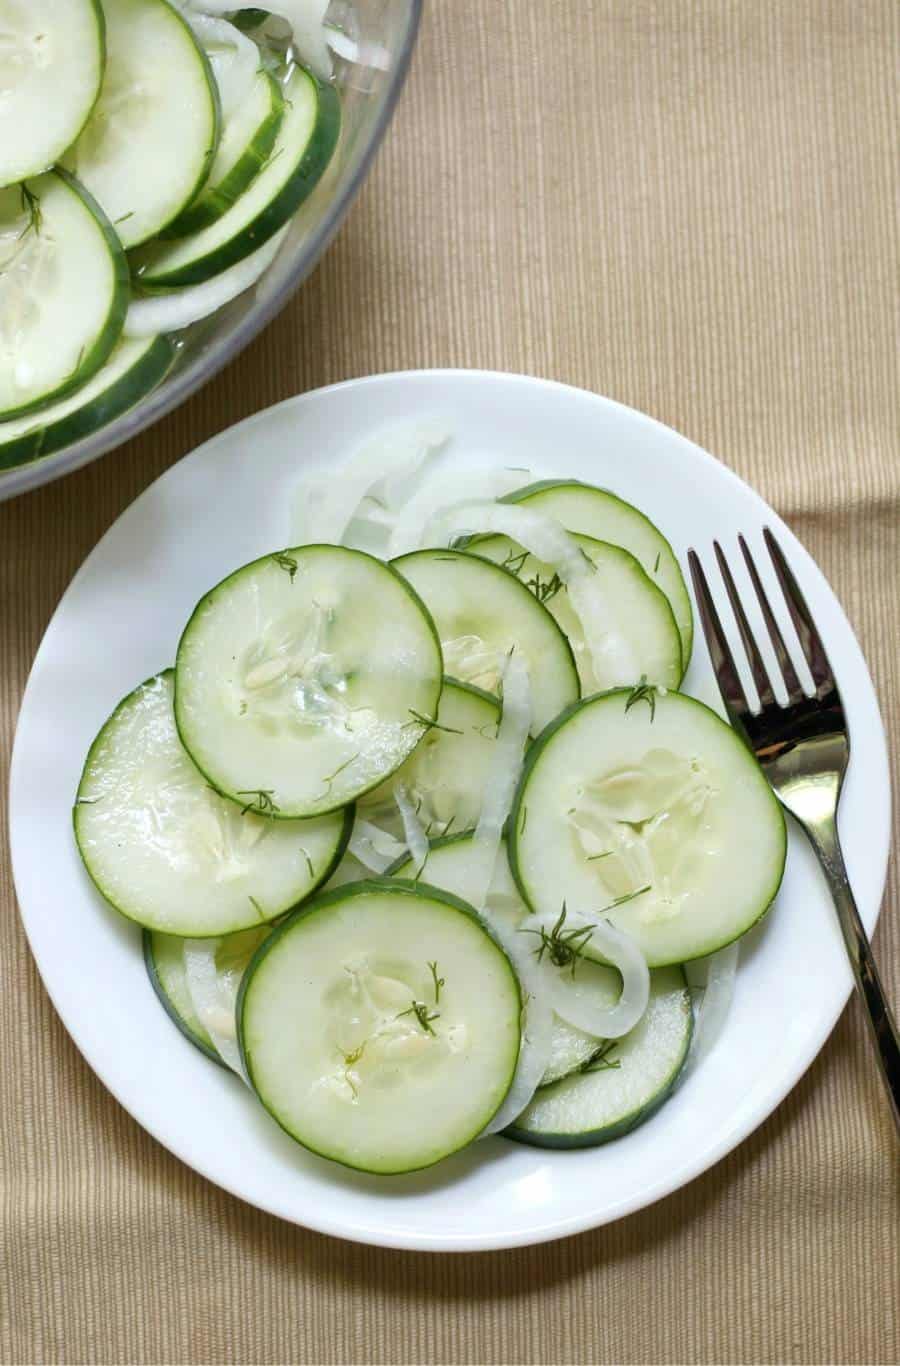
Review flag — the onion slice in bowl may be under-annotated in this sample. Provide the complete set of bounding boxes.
[124,229,288,337]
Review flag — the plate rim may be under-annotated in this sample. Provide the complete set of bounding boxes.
[9,368,891,1251]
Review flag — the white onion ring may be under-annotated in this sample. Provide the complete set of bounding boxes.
[393,784,429,877]
[427,499,640,683]
[184,14,259,118]
[347,819,406,874]
[519,910,650,1038]
[125,229,287,337]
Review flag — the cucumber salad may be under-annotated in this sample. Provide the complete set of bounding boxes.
[0,2,348,470]
[75,431,787,1175]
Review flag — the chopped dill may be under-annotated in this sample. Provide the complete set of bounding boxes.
[342,1042,365,1066]
[519,805,528,835]
[624,675,657,721]
[114,211,135,225]
[501,547,529,577]
[396,999,440,1035]
[653,552,661,573]
[300,848,315,879]
[403,709,463,735]
[428,961,445,1003]
[586,850,613,861]
[75,796,99,806]
[18,183,42,241]
[580,1040,621,1073]
[272,549,298,582]
[320,753,359,795]
[237,789,280,816]
[522,903,594,975]
[248,895,265,920]
[525,570,563,604]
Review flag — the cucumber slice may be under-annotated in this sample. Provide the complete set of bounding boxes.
[0,171,128,421]
[164,70,285,237]
[238,881,522,1174]
[358,679,501,840]
[0,0,106,188]
[392,549,579,734]
[64,0,220,249]
[174,545,443,818]
[389,832,628,1090]
[503,481,693,668]
[471,533,683,692]
[0,335,173,470]
[143,929,220,1063]
[508,967,692,1147]
[75,670,352,935]
[133,64,339,287]
[510,689,787,966]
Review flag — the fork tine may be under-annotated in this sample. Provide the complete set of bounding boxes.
[687,549,753,723]
[713,542,776,709]
[738,535,805,702]
[763,527,836,696]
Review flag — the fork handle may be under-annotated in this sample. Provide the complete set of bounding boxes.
[805,817,900,1135]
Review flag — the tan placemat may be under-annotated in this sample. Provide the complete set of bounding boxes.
[2,3,898,1363]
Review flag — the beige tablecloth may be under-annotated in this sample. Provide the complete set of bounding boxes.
[2,3,898,1363]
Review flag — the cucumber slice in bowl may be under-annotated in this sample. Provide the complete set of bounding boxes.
[75,671,352,935]
[0,335,173,470]
[0,0,106,188]
[0,171,128,421]
[174,545,443,818]
[238,881,522,1174]
[471,533,683,692]
[163,70,285,237]
[510,688,787,967]
[503,480,694,668]
[144,929,220,1064]
[392,549,579,734]
[133,64,340,287]
[358,679,501,841]
[508,966,692,1148]
[64,0,220,249]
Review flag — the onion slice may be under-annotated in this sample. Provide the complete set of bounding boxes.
[480,918,554,1135]
[183,14,259,118]
[682,941,740,1076]
[518,910,650,1038]
[426,499,640,683]
[174,0,333,79]
[347,819,406,874]
[393,784,429,877]
[183,939,248,1080]
[124,229,287,337]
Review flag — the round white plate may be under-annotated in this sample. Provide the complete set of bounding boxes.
[10,371,890,1251]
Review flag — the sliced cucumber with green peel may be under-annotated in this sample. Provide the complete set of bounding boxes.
[0,0,106,188]
[471,533,683,693]
[392,549,579,734]
[134,64,340,288]
[0,171,128,421]
[75,670,352,935]
[358,679,501,840]
[144,929,220,1063]
[508,967,692,1147]
[164,70,286,237]
[542,1018,612,1087]
[64,0,220,249]
[510,688,787,966]
[174,545,443,818]
[238,881,522,1174]
[0,335,173,470]
[503,481,693,667]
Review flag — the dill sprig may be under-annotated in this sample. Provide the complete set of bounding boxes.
[580,1040,621,1073]
[525,569,563,605]
[271,550,298,582]
[501,547,529,577]
[248,895,266,920]
[237,789,280,816]
[428,961,445,1004]
[403,709,463,736]
[18,184,42,241]
[523,903,594,975]
[396,999,440,1034]
[624,675,657,721]
[320,753,359,795]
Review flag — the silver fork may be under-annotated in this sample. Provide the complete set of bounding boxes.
[688,529,899,1135]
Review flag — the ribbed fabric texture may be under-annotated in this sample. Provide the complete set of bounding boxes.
[1,3,897,1362]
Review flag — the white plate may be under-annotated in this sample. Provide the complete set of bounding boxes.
[10,371,890,1251]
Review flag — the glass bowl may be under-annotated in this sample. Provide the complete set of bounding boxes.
[0,0,422,502]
